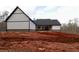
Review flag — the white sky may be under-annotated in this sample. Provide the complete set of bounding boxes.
[0,0,79,23]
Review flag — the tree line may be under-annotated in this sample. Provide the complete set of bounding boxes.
[61,18,79,34]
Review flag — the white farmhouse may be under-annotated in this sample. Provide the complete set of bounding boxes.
[5,6,36,31]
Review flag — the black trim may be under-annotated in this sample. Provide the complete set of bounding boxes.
[5,6,36,25]
[6,22,7,32]
[29,21,30,31]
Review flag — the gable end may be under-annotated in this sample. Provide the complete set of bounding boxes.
[5,6,36,25]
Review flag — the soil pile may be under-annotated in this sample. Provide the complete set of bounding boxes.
[0,32,78,51]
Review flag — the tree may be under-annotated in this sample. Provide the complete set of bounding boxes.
[2,11,9,19]
[61,23,68,32]
[61,18,79,34]
[67,20,73,32]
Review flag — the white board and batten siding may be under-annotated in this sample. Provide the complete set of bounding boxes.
[8,13,29,21]
[7,8,29,22]
[52,26,61,30]
[30,21,35,30]
[7,7,35,30]
[7,22,29,29]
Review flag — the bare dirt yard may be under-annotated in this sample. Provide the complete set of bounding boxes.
[0,32,79,52]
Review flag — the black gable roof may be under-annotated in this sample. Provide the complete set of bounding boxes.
[4,6,36,24]
[33,19,61,26]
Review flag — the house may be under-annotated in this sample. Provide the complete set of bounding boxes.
[4,6,61,31]
[5,6,36,31]
[34,19,61,31]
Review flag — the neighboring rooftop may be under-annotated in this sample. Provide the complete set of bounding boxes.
[33,19,61,26]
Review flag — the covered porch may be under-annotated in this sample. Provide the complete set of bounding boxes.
[36,25,52,31]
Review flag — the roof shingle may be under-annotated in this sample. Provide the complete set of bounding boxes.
[33,19,61,26]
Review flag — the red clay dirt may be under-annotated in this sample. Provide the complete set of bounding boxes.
[0,32,79,52]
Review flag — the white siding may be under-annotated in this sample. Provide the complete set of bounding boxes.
[8,8,30,21]
[30,21,35,30]
[8,14,29,21]
[14,8,23,13]
[7,7,36,30]
[7,22,29,29]
[52,26,61,30]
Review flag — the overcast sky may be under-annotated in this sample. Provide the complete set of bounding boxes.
[0,0,79,23]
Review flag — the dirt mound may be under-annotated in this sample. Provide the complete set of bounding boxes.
[0,32,78,51]
[0,32,79,42]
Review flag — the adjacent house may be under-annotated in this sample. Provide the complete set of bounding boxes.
[3,6,61,31]
[34,19,61,31]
